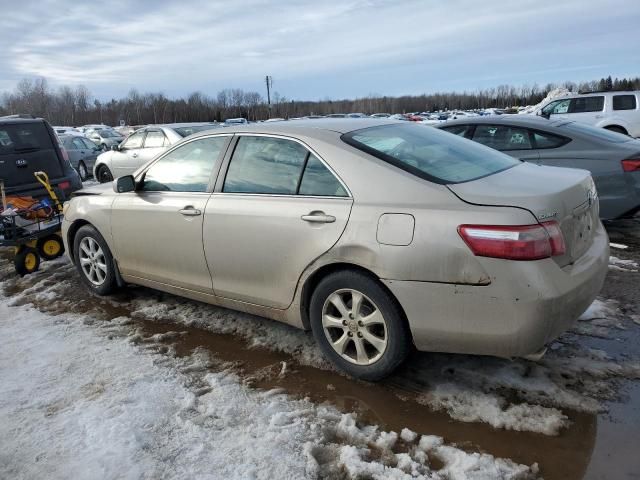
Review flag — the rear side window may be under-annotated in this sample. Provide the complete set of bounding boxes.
[531,131,568,149]
[298,154,348,197]
[471,125,532,150]
[144,131,167,148]
[223,136,308,194]
[343,124,518,184]
[570,96,604,113]
[0,122,52,155]
[613,95,637,111]
[72,137,87,150]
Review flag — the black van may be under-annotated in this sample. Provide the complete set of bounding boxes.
[0,115,82,200]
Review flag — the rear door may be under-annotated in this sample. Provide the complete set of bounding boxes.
[204,134,353,309]
[0,121,64,188]
[567,96,605,125]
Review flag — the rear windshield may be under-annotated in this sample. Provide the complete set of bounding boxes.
[342,123,519,184]
[557,121,631,143]
[0,122,53,155]
[174,125,218,137]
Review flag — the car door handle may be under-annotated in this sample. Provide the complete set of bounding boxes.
[301,212,336,223]
[132,153,138,158]
[179,207,201,216]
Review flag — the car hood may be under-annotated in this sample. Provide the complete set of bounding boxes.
[71,182,114,197]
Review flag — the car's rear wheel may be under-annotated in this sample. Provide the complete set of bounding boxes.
[73,225,117,295]
[96,165,113,183]
[78,161,88,181]
[310,270,412,381]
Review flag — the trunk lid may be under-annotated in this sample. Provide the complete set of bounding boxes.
[448,162,598,266]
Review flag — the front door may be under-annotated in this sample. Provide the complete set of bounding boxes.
[204,135,353,309]
[112,135,231,292]
[111,129,146,178]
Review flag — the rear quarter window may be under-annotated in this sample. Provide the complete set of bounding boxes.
[612,95,637,111]
[342,123,519,184]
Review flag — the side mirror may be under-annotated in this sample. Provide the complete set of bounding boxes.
[114,175,135,193]
[539,110,551,119]
[111,144,120,151]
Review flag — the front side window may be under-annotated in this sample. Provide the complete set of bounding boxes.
[472,125,532,150]
[223,136,308,194]
[441,124,473,138]
[82,138,98,150]
[298,154,348,196]
[613,95,637,111]
[144,130,167,148]
[542,99,571,115]
[121,131,145,150]
[141,136,227,192]
[570,96,604,113]
[72,137,86,150]
[343,124,518,184]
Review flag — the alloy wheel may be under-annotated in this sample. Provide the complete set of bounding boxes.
[79,237,107,286]
[321,289,388,365]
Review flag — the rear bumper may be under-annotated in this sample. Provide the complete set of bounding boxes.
[383,221,609,357]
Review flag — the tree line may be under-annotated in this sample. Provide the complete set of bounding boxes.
[1,75,638,126]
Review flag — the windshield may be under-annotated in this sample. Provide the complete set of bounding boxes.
[174,125,218,137]
[557,121,632,143]
[342,123,519,184]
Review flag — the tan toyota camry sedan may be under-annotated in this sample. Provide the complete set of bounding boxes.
[62,119,609,380]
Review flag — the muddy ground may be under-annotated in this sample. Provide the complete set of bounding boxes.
[1,217,639,480]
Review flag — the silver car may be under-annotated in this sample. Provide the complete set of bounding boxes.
[93,123,221,183]
[437,115,640,220]
[62,119,609,380]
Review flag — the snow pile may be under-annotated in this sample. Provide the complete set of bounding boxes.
[573,298,626,338]
[129,295,329,369]
[417,383,569,435]
[0,295,539,480]
[520,87,573,114]
[609,255,639,272]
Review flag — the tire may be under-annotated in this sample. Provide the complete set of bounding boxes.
[14,246,40,276]
[73,225,118,295]
[604,125,628,135]
[78,161,88,181]
[37,234,65,260]
[309,270,412,381]
[96,165,113,183]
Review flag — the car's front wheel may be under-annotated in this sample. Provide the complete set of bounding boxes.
[310,270,412,381]
[73,225,118,295]
[96,165,113,183]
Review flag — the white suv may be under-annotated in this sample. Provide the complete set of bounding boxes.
[537,91,640,137]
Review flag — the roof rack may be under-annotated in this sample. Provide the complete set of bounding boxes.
[577,90,637,95]
[0,113,38,119]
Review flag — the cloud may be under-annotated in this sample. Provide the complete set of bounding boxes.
[1,0,638,99]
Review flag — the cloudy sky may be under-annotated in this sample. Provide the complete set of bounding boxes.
[1,0,638,101]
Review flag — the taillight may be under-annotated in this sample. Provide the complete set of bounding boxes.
[59,145,70,162]
[622,158,640,172]
[458,221,565,261]
[58,181,71,190]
